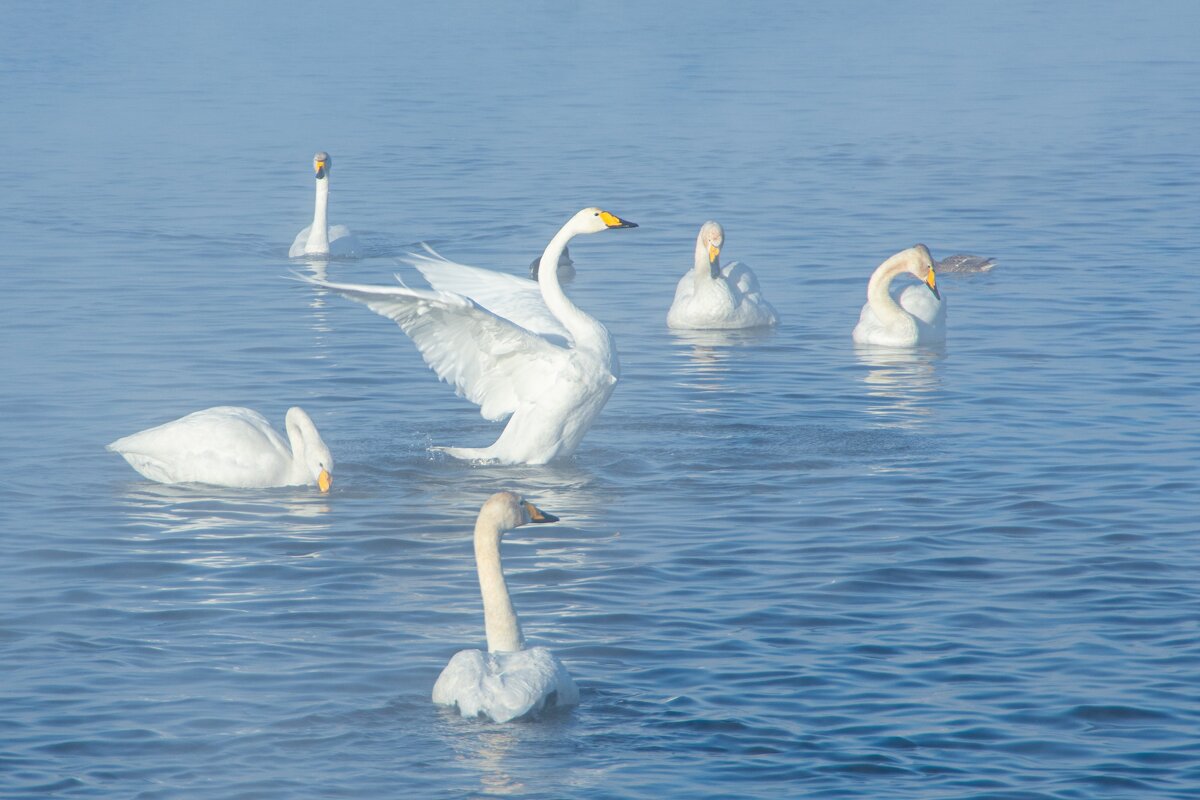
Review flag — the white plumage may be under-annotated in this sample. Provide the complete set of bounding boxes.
[304,207,638,465]
[107,406,333,491]
[667,221,778,330]
[852,244,946,347]
[432,492,579,723]
[289,151,360,258]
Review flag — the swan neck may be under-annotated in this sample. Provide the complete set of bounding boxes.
[538,224,610,355]
[866,254,913,325]
[307,177,330,251]
[694,235,719,279]
[474,517,524,653]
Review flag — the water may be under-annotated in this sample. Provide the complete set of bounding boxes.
[3,1,1199,797]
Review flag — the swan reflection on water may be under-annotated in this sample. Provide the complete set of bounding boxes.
[668,327,777,407]
[115,481,333,541]
[853,344,944,428]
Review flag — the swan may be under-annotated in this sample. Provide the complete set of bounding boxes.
[529,244,575,282]
[852,244,946,347]
[432,491,578,722]
[107,406,333,491]
[289,151,361,258]
[667,221,778,330]
[937,254,997,274]
[303,207,638,465]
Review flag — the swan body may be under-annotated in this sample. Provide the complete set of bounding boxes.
[432,492,579,723]
[289,152,360,258]
[937,254,997,274]
[667,221,778,330]
[108,406,333,491]
[305,207,638,465]
[529,244,575,282]
[852,244,946,347]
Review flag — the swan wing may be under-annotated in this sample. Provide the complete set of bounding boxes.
[432,647,579,723]
[304,276,566,421]
[402,245,571,346]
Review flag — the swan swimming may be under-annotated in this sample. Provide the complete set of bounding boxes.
[304,207,638,465]
[289,151,361,258]
[108,406,333,491]
[432,491,578,723]
[852,244,946,347]
[937,254,997,274]
[667,221,778,330]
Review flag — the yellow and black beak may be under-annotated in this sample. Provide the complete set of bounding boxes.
[925,266,940,299]
[599,211,638,229]
[708,244,720,264]
[314,160,327,179]
[318,469,332,493]
[522,500,559,524]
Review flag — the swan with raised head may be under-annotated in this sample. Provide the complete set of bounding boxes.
[108,406,333,491]
[289,151,360,258]
[852,244,945,347]
[667,221,778,330]
[432,491,578,722]
[303,207,638,465]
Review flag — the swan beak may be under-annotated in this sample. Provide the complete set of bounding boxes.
[599,211,638,229]
[314,160,327,179]
[522,501,559,524]
[318,469,332,493]
[925,266,940,299]
[708,244,720,264]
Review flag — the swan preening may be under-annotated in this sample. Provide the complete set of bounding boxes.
[108,406,333,491]
[667,221,778,330]
[304,207,638,465]
[852,244,946,347]
[432,491,579,723]
[289,151,361,258]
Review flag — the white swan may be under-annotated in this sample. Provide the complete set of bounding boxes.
[529,244,575,282]
[667,221,778,330]
[304,207,638,465]
[289,151,360,258]
[852,244,946,347]
[432,491,578,723]
[108,406,333,491]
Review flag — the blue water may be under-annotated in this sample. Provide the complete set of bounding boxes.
[4,1,1200,797]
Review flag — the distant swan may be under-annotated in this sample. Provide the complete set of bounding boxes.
[529,244,575,282]
[108,406,333,491]
[667,221,778,330]
[852,244,945,347]
[432,491,578,723]
[937,254,997,274]
[289,151,360,258]
[304,207,638,465]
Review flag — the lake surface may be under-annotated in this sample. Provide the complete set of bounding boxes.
[3,2,1199,798]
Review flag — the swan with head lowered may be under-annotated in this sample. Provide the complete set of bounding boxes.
[667,221,778,330]
[432,491,578,723]
[107,407,333,491]
[852,244,946,347]
[303,207,638,465]
[289,151,361,258]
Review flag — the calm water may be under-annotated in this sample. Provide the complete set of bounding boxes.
[4,2,1200,798]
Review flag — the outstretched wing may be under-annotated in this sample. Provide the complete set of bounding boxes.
[303,276,567,421]
[402,244,571,346]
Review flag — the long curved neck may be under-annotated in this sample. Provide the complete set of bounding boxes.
[475,520,524,653]
[306,176,330,252]
[538,223,612,359]
[866,253,915,327]
[284,411,311,477]
[694,235,719,279]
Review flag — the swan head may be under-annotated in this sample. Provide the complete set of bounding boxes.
[907,244,940,300]
[572,207,638,235]
[480,491,559,536]
[698,220,724,264]
[312,151,331,180]
[286,406,334,492]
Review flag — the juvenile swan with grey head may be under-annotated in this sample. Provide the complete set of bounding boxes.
[432,491,578,723]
